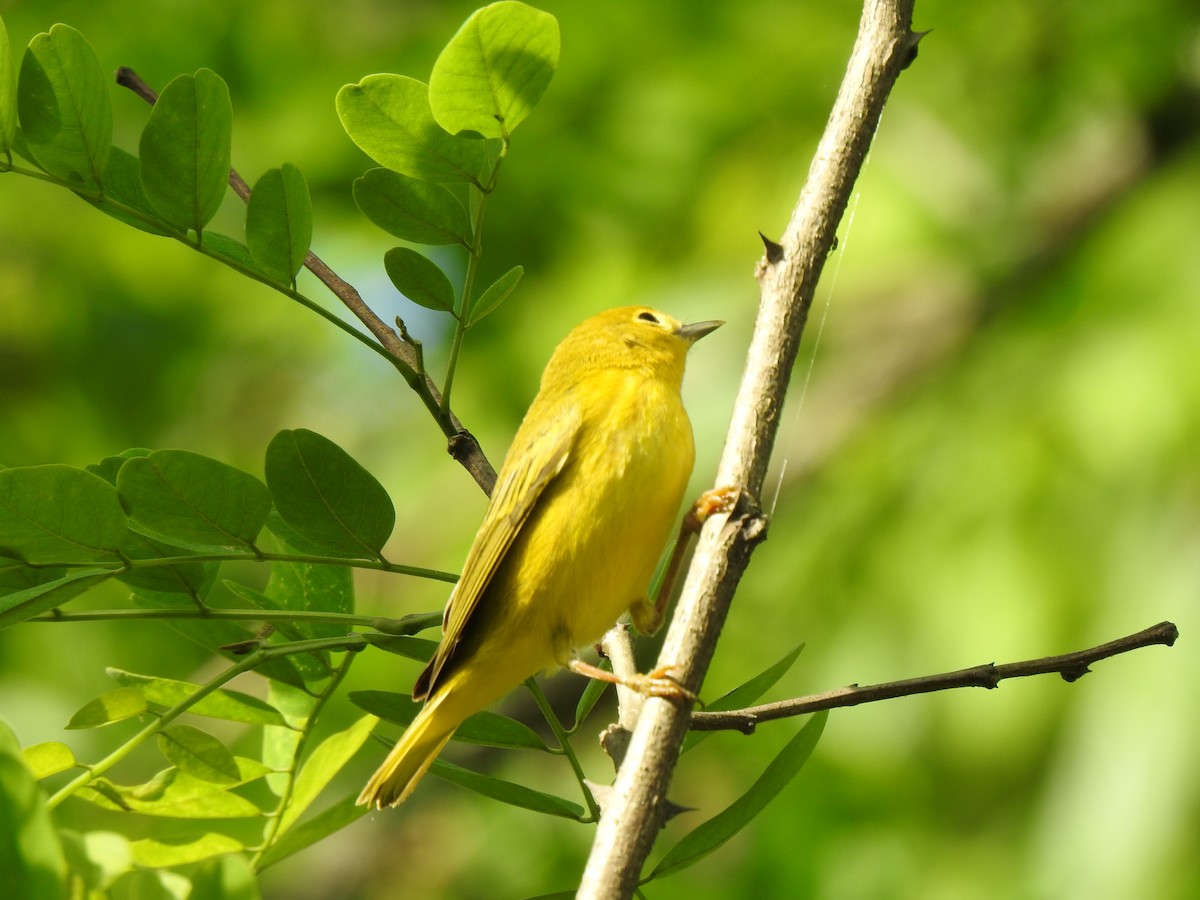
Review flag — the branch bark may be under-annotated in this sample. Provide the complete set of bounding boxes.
[578,3,920,896]
[690,621,1179,733]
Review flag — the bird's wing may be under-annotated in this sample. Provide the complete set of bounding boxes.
[412,404,578,700]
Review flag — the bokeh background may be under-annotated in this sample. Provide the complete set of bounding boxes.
[1,1,1196,897]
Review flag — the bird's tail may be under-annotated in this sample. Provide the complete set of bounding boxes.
[357,690,459,809]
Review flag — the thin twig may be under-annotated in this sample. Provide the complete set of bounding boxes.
[113,66,497,494]
[691,621,1179,733]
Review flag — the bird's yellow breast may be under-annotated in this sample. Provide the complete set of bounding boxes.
[474,369,693,667]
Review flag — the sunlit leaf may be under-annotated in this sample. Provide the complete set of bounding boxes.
[246,163,312,285]
[117,450,271,552]
[277,714,377,835]
[265,558,353,640]
[79,764,269,818]
[222,581,334,685]
[190,854,260,900]
[649,711,827,880]
[17,24,111,192]
[263,681,316,796]
[139,68,232,234]
[129,833,244,867]
[264,429,395,558]
[107,668,287,727]
[468,264,523,326]
[353,168,472,246]
[0,464,126,563]
[20,741,76,780]
[255,793,367,871]
[384,246,455,313]
[336,74,494,185]
[58,830,132,894]
[429,1,559,140]
[66,687,148,729]
[430,759,583,819]
[0,718,68,900]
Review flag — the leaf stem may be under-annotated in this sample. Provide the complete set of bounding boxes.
[525,679,600,822]
[30,607,443,635]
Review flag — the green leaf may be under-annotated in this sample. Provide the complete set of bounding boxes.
[430,759,584,819]
[358,633,438,660]
[265,429,395,558]
[86,448,152,486]
[66,687,148,729]
[262,681,316,797]
[353,168,472,247]
[384,246,455,313]
[80,762,270,818]
[684,642,805,752]
[129,833,244,868]
[469,264,523,326]
[246,163,312,285]
[572,667,611,732]
[110,869,190,900]
[116,530,218,600]
[107,669,287,727]
[59,830,132,894]
[255,793,366,871]
[0,16,17,153]
[649,711,828,881]
[0,569,113,630]
[277,714,377,835]
[190,855,260,900]
[429,1,559,140]
[117,450,271,552]
[20,742,76,780]
[157,724,241,784]
[16,24,111,192]
[336,74,494,185]
[349,690,549,751]
[265,558,354,640]
[85,149,170,235]
[130,590,311,690]
[138,68,232,234]
[222,582,334,685]
[200,231,260,271]
[0,718,68,900]
[0,464,126,563]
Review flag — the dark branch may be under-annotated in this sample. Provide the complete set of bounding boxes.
[690,621,1179,733]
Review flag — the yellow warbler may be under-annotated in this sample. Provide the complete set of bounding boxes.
[358,305,721,808]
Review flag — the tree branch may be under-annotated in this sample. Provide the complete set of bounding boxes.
[113,67,497,495]
[578,3,920,896]
[691,621,1179,733]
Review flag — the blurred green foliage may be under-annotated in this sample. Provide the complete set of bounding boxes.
[0,0,1196,898]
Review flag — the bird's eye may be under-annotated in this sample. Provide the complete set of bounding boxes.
[636,311,660,325]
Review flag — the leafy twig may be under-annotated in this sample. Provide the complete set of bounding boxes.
[31,607,442,634]
[113,66,497,494]
[691,621,1180,733]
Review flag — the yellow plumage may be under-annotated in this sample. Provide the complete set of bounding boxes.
[357,305,721,808]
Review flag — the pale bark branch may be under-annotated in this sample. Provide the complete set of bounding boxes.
[578,2,921,896]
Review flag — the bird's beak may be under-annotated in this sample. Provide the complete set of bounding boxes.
[676,319,724,343]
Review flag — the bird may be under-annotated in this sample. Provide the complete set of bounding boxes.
[357,305,722,808]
